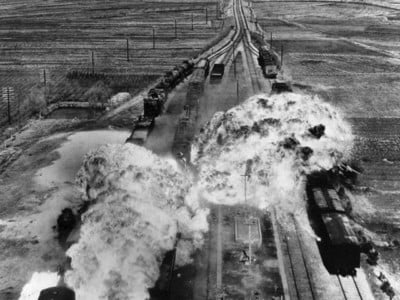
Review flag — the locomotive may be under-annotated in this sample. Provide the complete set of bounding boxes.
[142,59,195,118]
[306,173,361,276]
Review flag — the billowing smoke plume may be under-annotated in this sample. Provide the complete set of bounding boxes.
[192,93,353,221]
[65,144,208,300]
[53,92,352,299]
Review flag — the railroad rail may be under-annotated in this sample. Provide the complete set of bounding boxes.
[205,0,264,95]
[234,0,263,93]
[274,212,374,300]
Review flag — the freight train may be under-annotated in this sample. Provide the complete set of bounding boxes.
[306,173,361,276]
[126,59,195,145]
[144,59,195,118]
[172,58,210,161]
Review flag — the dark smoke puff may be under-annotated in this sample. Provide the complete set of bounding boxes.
[280,136,300,150]
[308,124,325,139]
[298,146,313,160]
[257,97,273,109]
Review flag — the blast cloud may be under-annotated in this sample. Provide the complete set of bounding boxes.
[65,144,209,300]
[192,93,353,222]
[21,92,353,300]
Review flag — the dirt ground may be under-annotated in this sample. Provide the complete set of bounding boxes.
[252,0,400,298]
[0,119,88,299]
[0,0,224,129]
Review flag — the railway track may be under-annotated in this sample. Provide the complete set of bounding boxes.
[235,0,263,93]
[275,212,374,300]
[206,0,264,94]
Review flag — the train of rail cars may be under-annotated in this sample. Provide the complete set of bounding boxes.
[128,58,211,146]
[143,59,195,118]
[306,174,361,276]
[187,58,209,107]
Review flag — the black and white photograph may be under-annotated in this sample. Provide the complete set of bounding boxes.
[0,0,400,299]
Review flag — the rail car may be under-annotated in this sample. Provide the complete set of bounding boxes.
[271,80,292,94]
[306,176,361,276]
[38,286,75,300]
[126,115,155,145]
[186,59,209,107]
[258,46,280,79]
[210,63,225,83]
[195,58,210,78]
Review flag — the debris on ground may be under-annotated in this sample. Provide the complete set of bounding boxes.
[377,272,395,300]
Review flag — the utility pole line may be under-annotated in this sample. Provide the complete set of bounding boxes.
[281,44,284,68]
[205,7,208,24]
[191,13,194,30]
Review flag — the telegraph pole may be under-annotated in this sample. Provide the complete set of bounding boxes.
[248,219,252,264]
[242,161,253,265]
[281,44,284,68]
[205,8,208,24]
[126,39,130,62]
[234,56,237,78]
[91,51,95,74]
[270,32,273,50]
[236,80,239,104]
[43,69,47,87]
[152,27,156,49]
[191,13,194,30]
[174,19,177,39]
[7,87,11,124]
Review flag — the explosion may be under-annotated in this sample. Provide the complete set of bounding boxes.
[19,92,354,300]
[192,93,353,220]
[64,144,208,300]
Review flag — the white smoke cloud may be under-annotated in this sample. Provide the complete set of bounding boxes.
[18,272,60,300]
[60,92,353,299]
[65,144,209,300]
[192,93,353,223]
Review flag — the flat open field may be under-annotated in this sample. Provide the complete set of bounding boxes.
[0,0,223,127]
[254,0,400,117]
[253,1,400,297]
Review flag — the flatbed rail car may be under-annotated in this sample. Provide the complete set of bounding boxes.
[271,80,292,94]
[126,116,155,145]
[258,46,280,79]
[307,184,361,276]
